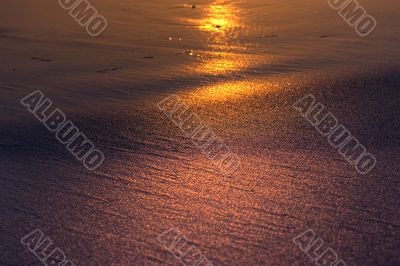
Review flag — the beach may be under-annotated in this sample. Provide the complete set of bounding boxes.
[1,0,399,265]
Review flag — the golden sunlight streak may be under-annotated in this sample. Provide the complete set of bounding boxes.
[184,80,281,103]
[181,1,249,75]
[194,52,251,75]
[184,0,242,44]
[199,4,238,32]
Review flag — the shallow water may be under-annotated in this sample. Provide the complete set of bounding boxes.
[0,0,400,265]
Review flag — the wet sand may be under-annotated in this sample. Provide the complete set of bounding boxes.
[1,0,400,265]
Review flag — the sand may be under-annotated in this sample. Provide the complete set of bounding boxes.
[0,0,399,265]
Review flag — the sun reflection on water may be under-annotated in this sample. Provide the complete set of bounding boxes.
[186,1,250,75]
[194,51,252,75]
[199,3,239,33]
[183,1,266,98]
[183,0,242,45]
